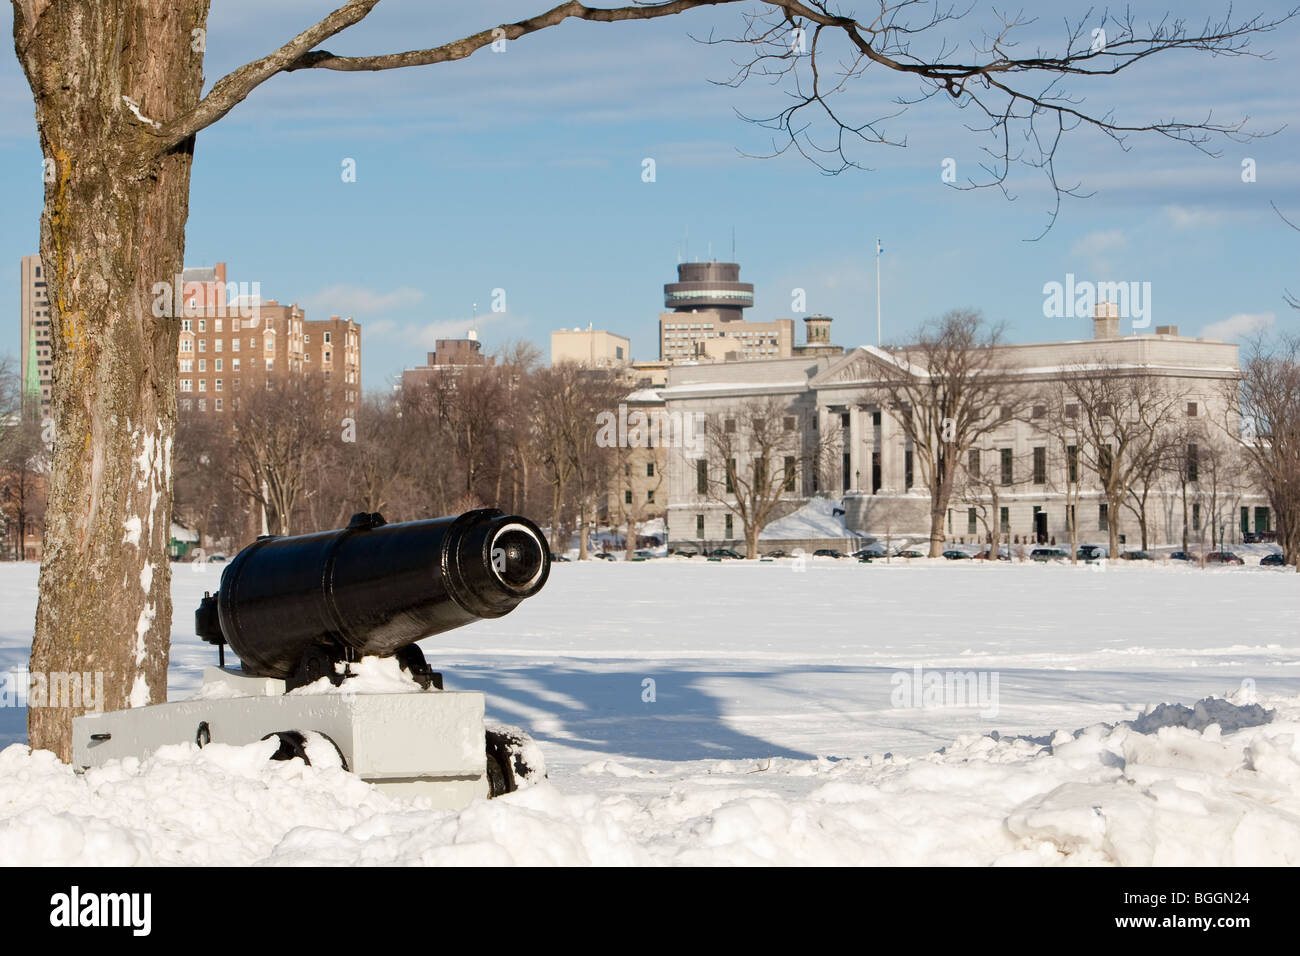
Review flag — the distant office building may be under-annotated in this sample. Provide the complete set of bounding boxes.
[400,331,493,391]
[551,328,630,368]
[19,254,52,419]
[658,260,795,362]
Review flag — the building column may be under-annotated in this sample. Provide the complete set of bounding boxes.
[878,403,898,493]
[848,405,862,492]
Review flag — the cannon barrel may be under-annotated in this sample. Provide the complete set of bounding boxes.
[196,508,549,681]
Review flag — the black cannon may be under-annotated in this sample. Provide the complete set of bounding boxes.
[196,508,550,691]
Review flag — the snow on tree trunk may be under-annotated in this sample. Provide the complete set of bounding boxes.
[16,1,207,760]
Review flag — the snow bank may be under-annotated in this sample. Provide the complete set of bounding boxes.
[3,693,1298,866]
[761,497,853,540]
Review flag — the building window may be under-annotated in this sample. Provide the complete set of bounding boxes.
[696,514,705,539]
[181,320,192,332]
[1192,503,1201,531]
[180,379,192,392]
[999,506,1009,533]
[968,449,980,474]
[1187,402,1198,417]
[1000,448,1013,485]
[304,334,310,344]
[215,339,222,352]
[1099,503,1109,531]
[215,359,222,371]
[1032,405,1046,419]
[624,490,632,505]
[198,339,206,352]
[180,360,192,372]
[784,456,796,492]
[198,320,206,333]
[1067,504,1076,531]
[696,460,707,495]
[1033,447,1046,484]
[232,359,240,371]
[726,459,736,494]
[1067,445,1078,484]
[323,332,331,344]
[725,514,733,538]
[265,359,273,371]
[198,398,206,411]
[180,339,192,352]
[198,379,206,392]
[180,399,192,411]
[232,338,240,352]
[1187,444,1199,482]
[647,490,655,504]
[968,508,978,535]
[198,359,206,372]
[905,449,914,489]
[784,416,796,431]
[724,419,735,434]
[215,379,222,392]
[215,319,223,332]
[214,398,223,411]
[646,462,655,478]
[1065,403,1079,419]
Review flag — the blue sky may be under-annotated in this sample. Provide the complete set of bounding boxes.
[2,0,1298,390]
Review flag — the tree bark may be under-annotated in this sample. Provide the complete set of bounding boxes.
[17,1,208,759]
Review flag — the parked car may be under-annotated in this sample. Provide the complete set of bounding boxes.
[1204,551,1245,565]
[813,548,846,559]
[942,549,972,560]
[1169,551,1199,562]
[852,546,887,560]
[1260,552,1286,567]
[632,549,658,560]
[895,549,927,559]
[1030,547,1068,562]
[976,546,1011,561]
[206,553,228,563]
[670,548,697,558]
[593,552,617,561]
[764,549,791,558]
[708,548,744,559]
[1076,544,1107,561]
[549,553,571,563]
[1244,531,1276,544]
[1120,550,1152,561]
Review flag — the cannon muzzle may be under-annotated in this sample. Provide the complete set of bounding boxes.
[196,508,549,685]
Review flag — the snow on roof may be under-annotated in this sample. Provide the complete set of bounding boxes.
[170,522,199,542]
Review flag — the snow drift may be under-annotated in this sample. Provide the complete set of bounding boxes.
[2,692,1298,866]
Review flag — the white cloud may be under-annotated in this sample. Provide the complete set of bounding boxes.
[1070,229,1127,258]
[1200,311,1275,341]
[304,284,425,316]
[1163,205,1224,230]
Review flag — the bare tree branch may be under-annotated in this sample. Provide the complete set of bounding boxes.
[156,0,745,152]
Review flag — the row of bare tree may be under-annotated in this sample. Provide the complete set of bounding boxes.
[171,316,1299,571]
[173,344,636,560]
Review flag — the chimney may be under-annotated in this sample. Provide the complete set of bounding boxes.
[1154,325,1179,337]
[1093,301,1120,339]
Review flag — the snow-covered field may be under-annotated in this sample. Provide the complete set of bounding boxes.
[1,558,1298,865]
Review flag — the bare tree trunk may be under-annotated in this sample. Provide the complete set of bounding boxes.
[18,2,207,759]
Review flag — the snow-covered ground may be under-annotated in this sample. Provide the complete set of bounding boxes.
[1,558,1298,864]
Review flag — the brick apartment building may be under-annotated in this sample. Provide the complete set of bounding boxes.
[176,263,361,420]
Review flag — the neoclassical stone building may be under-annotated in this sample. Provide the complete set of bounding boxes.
[662,308,1268,552]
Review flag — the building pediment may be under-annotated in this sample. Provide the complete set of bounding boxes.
[810,346,922,389]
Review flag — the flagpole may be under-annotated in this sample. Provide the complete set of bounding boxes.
[875,237,882,347]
